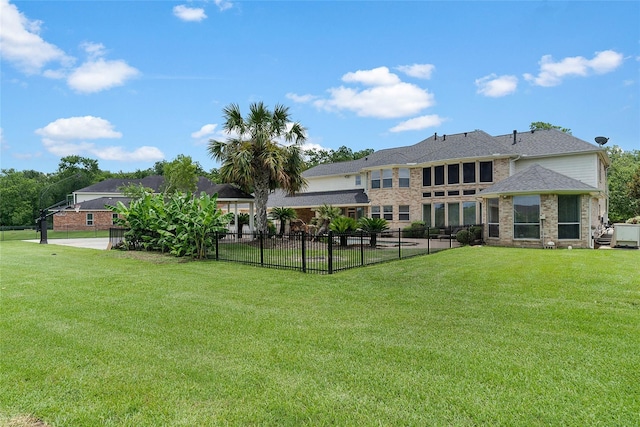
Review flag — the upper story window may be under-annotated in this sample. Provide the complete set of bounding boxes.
[434,165,445,186]
[463,162,476,183]
[479,161,493,182]
[371,170,381,189]
[382,169,393,188]
[422,167,431,186]
[447,164,460,185]
[399,168,410,187]
[355,174,361,186]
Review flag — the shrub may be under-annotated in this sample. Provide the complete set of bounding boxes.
[469,225,483,241]
[402,221,427,238]
[626,216,640,224]
[456,229,474,246]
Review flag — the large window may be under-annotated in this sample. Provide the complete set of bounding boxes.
[463,162,476,183]
[463,202,476,225]
[448,164,460,185]
[399,168,410,187]
[434,165,445,186]
[86,213,94,226]
[382,169,393,188]
[371,171,380,189]
[479,161,493,182]
[434,203,445,228]
[513,195,540,239]
[488,198,499,237]
[399,205,410,221]
[422,204,432,227]
[448,202,460,226]
[422,167,431,186]
[383,205,393,220]
[371,206,380,218]
[558,195,581,239]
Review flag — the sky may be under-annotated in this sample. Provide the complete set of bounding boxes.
[1,0,639,174]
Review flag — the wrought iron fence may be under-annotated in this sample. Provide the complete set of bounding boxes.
[109,225,484,274]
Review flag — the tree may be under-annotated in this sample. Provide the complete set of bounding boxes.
[313,204,342,236]
[0,169,47,226]
[329,216,357,247]
[304,145,374,168]
[162,155,198,195]
[529,122,572,134]
[269,207,297,236]
[207,102,307,234]
[358,217,389,248]
[606,145,640,222]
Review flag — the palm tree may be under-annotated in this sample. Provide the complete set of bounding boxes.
[269,207,297,236]
[314,204,342,236]
[358,217,389,247]
[208,102,307,234]
[329,216,357,247]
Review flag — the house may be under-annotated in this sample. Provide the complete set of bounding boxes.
[53,176,255,232]
[267,129,609,248]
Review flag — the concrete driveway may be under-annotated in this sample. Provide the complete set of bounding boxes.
[24,238,110,250]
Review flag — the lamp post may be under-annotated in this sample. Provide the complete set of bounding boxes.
[37,173,82,244]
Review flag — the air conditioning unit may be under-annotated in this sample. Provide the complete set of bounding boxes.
[611,223,640,248]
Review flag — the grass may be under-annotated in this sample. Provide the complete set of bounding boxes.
[1,242,638,426]
[0,229,109,242]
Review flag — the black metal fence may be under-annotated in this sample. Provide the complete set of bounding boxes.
[110,225,483,274]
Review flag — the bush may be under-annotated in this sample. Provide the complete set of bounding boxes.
[626,216,640,224]
[456,229,474,246]
[402,221,427,238]
[469,225,483,241]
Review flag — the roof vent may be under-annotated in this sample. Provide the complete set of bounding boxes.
[434,132,438,140]
[512,130,517,145]
[464,132,467,137]
[443,134,446,141]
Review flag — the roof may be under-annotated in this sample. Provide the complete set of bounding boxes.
[75,176,253,200]
[478,164,600,197]
[72,197,132,210]
[302,128,606,178]
[267,189,369,208]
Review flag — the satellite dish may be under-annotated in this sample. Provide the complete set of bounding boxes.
[595,136,609,146]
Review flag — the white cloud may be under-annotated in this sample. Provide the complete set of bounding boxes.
[0,0,73,74]
[67,58,140,93]
[286,93,317,103]
[475,74,518,97]
[396,64,435,79]
[214,0,233,11]
[312,66,435,119]
[80,41,107,60]
[524,50,624,87]
[173,5,207,22]
[35,116,164,162]
[389,115,446,133]
[191,124,218,139]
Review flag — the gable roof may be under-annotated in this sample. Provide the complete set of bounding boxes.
[302,128,606,178]
[75,176,253,200]
[478,164,600,197]
[267,189,368,209]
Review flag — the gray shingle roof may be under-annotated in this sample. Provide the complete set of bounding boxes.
[478,164,600,196]
[494,128,603,157]
[267,189,368,208]
[73,197,132,210]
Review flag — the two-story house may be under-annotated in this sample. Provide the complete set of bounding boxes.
[267,129,609,249]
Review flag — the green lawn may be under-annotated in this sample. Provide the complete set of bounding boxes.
[1,242,638,426]
[0,229,109,242]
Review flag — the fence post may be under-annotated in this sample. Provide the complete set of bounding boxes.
[427,226,430,255]
[398,228,402,259]
[360,230,364,266]
[328,231,333,274]
[259,231,264,267]
[301,231,307,273]
[215,231,219,260]
[449,225,453,248]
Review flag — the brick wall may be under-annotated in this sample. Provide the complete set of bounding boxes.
[53,210,120,231]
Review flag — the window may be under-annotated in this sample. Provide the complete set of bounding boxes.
[463,189,476,195]
[86,213,94,226]
[422,204,432,227]
[371,206,380,218]
[448,164,460,185]
[383,205,393,220]
[355,174,361,186]
[434,203,445,228]
[463,162,476,183]
[112,213,118,225]
[479,161,493,182]
[434,165,445,186]
[448,202,460,226]
[422,167,431,186]
[434,191,445,197]
[513,195,540,239]
[356,207,365,219]
[463,202,476,225]
[488,198,499,238]
[399,168,410,187]
[371,171,380,189]
[448,190,459,196]
[558,195,580,239]
[423,192,432,198]
[399,205,410,221]
[382,169,393,188]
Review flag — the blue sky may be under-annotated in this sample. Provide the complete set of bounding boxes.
[1,0,639,174]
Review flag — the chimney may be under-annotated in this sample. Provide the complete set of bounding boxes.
[512,130,517,145]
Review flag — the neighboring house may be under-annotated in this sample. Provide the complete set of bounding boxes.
[267,129,609,248]
[53,176,255,232]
